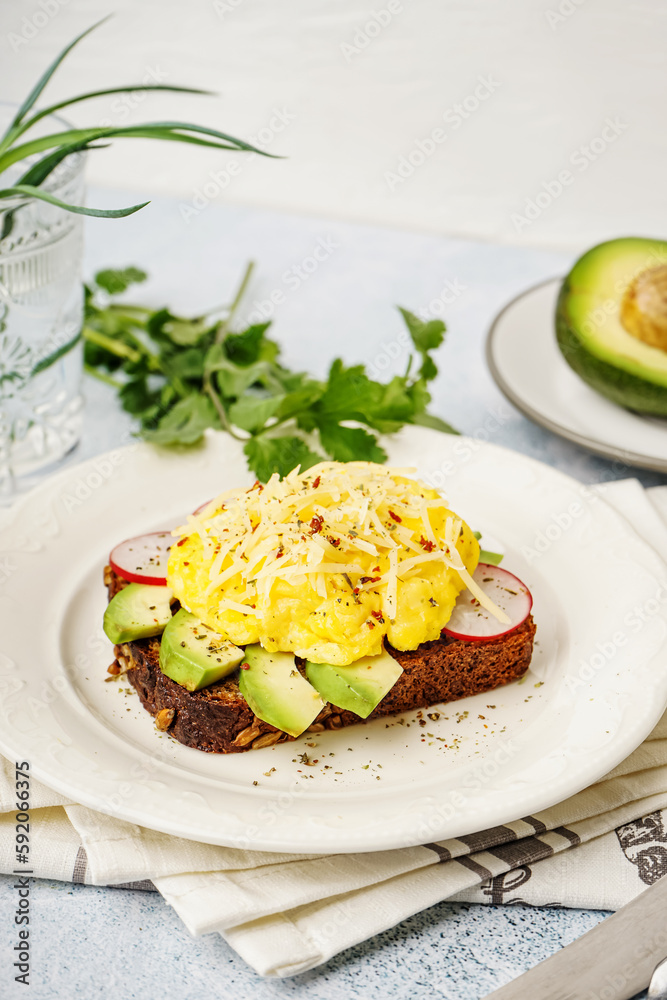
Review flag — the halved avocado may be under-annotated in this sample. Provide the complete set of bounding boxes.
[556,237,667,414]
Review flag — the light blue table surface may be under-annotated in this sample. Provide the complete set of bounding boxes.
[1,192,660,999]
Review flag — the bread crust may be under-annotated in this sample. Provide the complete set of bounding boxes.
[105,567,535,753]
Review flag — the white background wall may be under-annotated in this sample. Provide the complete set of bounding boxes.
[1,0,665,250]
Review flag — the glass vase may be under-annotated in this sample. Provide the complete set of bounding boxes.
[0,105,85,501]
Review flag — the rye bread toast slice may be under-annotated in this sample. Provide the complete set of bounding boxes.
[105,566,535,754]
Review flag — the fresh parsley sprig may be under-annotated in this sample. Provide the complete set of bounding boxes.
[83,263,458,481]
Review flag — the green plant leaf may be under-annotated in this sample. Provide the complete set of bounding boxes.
[119,377,161,416]
[316,360,414,432]
[17,84,215,136]
[0,16,111,141]
[244,435,321,482]
[1,142,109,240]
[142,394,220,445]
[31,329,81,376]
[0,122,276,174]
[398,307,446,353]
[162,317,212,347]
[479,548,503,565]
[411,412,459,434]
[204,343,271,398]
[161,346,207,381]
[398,307,446,381]
[229,394,284,433]
[276,381,324,419]
[94,267,148,295]
[316,360,382,422]
[0,184,149,218]
[317,421,387,463]
[17,139,109,188]
[81,260,459,474]
[223,323,278,365]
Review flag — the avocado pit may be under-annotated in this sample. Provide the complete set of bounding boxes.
[620,264,667,352]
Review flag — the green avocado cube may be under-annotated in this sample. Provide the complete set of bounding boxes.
[305,649,403,719]
[103,583,172,645]
[159,609,244,691]
[239,646,325,738]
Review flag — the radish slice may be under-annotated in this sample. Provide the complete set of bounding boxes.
[193,499,214,517]
[443,563,533,643]
[109,531,173,586]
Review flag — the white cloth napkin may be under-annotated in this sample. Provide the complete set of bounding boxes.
[2,478,667,977]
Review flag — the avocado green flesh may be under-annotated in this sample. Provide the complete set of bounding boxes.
[239,646,325,738]
[103,583,172,645]
[305,650,403,719]
[556,314,667,415]
[556,238,667,411]
[159,609,244,692]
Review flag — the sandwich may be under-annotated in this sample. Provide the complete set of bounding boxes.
[103,462,535,753]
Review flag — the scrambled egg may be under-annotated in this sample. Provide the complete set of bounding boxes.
[168,462,479,666]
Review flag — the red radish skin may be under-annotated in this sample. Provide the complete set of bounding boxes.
[109,531,173,586]
[192,499,213,517]
[443,563,533,643]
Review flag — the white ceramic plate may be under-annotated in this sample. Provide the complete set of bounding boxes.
[1,427,667,854]
[487,278,667,473]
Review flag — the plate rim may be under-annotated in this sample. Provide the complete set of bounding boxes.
[486,276,667,475]
[2,427,667,852]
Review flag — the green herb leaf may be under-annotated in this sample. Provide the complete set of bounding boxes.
[119,377,161,416]
[398,307,446,353]
[318,421,387,463]
[244,436,321,481]
[223,323,279,365]
[411,411,459,434]
[204,344,269,398]
[228,394,284,433]
[479,549,504,566]
[142,394,220,446]
[94,267,148,295]
[398,307,446,381]
[315,360,414,433]
[82,261,458,480]
[161,346,207,381]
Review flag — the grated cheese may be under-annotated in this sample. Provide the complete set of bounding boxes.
[172,460,508,627]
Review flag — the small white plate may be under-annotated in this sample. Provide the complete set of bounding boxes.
[1,427,667,853]
[487,278,667,473]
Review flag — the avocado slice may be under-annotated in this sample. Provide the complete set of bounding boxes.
[103,583,173,645]
[556,237,667,414]
[239,646,325,738]
[159,609,244,691]
[305,649,403,719]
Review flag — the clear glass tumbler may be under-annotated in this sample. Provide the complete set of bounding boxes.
[0,106,85,501]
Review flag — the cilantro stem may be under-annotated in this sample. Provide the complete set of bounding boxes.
[200,260,256,441]
[214,260,255,345]
[83,363,122,388]
[107,303,153,316]
[82,325,162,370]
[82,326,142,363]
[203,377,245,440]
